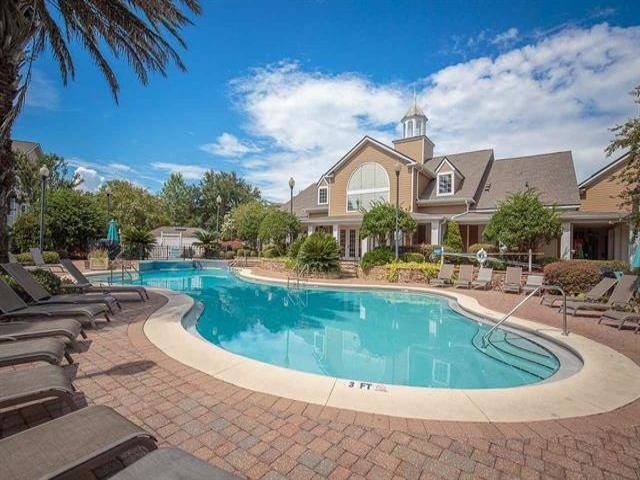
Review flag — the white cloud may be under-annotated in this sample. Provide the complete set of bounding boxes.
[200,133,261,157]
[491,28,519,46]
[228,23,640,201]
[151,162,208,180]
[74,167,104,192]
[25,70,59,110]
[109,162,133,171]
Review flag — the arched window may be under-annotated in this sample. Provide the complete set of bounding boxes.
[346,162,390,211]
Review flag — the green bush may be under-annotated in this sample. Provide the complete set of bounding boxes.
[385,262,440,282]
[261,244,282,258]
[543,260,601,295]
[416,243,436,259]
[224,251,235,260]
[249,250,258,257]
[583,260,630,273]
[15,251,60,265]
[401,252,425,263]
[468,243,497,254]
[11,212,42,254]
[443,220,463,253]
[288,236,305,259]
[361,247,395,270]
[297,233,341,273]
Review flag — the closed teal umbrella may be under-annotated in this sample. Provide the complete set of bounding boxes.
[632,237,640,270]
[107,220,120,244]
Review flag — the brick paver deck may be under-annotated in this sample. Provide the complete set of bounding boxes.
[2,281,640,479]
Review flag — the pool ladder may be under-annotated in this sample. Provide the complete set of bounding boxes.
[481,284,568,347]
[287,263,309,290]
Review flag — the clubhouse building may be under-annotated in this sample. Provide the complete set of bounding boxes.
[283,101,633,262]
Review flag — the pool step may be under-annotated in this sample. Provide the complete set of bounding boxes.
[472,329,558,380]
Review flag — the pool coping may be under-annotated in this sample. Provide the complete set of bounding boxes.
[142,268,640,422]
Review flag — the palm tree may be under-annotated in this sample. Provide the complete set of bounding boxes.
[192,230,219,258]
[122,226,157,260]
[0,1,201,261]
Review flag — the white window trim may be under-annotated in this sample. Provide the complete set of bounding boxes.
[436,172,454,196]
[346,162,390,212]
[318,186,328,205]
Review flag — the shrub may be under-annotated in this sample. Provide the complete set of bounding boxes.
[261,244,281,258]
[224,251,235,260]
[249,250,258,257]
[543,261,601,295]
[288,236,305,259]
[401,252,425,263]
[11,212,42,253]
[0,268,60,301]
[385,262,440,282]
[297,233,341,273]
[15,251,60,265]
[468,243,497,254]
[361,247,395,270]
[442,221,463,253]
[584,260,630,273]
[416,243,436,259]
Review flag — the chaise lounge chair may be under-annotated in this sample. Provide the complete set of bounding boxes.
[598,308,640,331]
[0,337,73,367]
[522,274,544,294]
[0,278,110,329]
[454,265,474,288]
[0,319,86,349]
[430,264,454,287]
[60,259,148,301]
[0,364,77,413]
[565,274,638,317]
[110,447,241,480]
[542,277,617,307]
[472,267,493,289]
[0,405,157,480]
[502,267,522,293]
[2,263,120,313]
[29,247,65,273]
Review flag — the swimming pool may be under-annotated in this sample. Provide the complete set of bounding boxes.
[111,266,570,389]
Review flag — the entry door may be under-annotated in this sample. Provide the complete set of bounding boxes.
[349,229,357,258]
[339,229,347,258]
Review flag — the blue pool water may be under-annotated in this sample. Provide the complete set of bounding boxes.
[117,267,561,389]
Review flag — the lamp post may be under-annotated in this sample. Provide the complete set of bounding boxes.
[105,185,111,223]
[216,195,222,233]
[38,165,50,252]
[394,162,401,261]
[288,177,295,245]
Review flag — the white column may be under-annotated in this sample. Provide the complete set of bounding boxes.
[307,224,313,235]
[430,222,441,246]
[333,224,340,242]
[560,222,572,259]
[361,237,368,256]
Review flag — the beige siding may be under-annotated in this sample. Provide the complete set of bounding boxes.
[329,144,412,216]
[580,163,630,213]
[416,205,466,215]
[393,139,423,162]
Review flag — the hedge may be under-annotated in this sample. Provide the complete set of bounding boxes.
[15,251,60,265]
[468,243,497,254]
[543,260,601,295]
[0,268,61,301]
[401,252,425,263]
[385,262,440,282]
[361,247,394,270]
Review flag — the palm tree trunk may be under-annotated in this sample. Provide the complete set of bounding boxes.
[0,55,20,262]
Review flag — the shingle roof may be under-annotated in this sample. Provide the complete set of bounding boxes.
[419,149,494,203]
[475,151,579,209]
[149,226,204,237]
[402,99,427,119]
[281,183,323,217]
[11,140,43,161]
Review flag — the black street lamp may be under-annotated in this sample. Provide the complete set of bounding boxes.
[394,162,401,261]
[39,165,50,252]
[288,177,295,245]
[216,195,222,233]
[105,185,111,223]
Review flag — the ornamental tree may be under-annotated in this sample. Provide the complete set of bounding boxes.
[606,83,640,231]
[258,209,301,250]
[483,188,561,252]
[228,201,268,248]
[442,220,463,252]
[359,200,416,245]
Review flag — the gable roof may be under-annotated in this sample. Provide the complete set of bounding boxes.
[321,136,429,180]
[434,157,464,179]
[11,140,43,162]
[419,149,494,203]
[281,183,322,217]
[578,151,630,190]
[475,151,580,210]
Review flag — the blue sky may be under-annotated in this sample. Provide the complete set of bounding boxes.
[14,0,640,200]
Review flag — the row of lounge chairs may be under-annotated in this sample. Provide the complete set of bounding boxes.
[0,259,238,479]
[429,263,640,331]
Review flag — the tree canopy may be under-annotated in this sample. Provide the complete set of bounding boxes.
[359,201,416,244]
[14,152,81,206]
[160,173,199,226]
[199,171,261,230]
[98,180,168,231]
[258,209,301,250]
[228,201,268,247]
[483,188,561,252]
[606,83,640,229]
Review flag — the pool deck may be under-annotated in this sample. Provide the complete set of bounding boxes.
[2,269,640,479]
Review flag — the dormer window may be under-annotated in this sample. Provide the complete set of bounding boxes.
[318,186,328,205]
[437,172,454,196]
